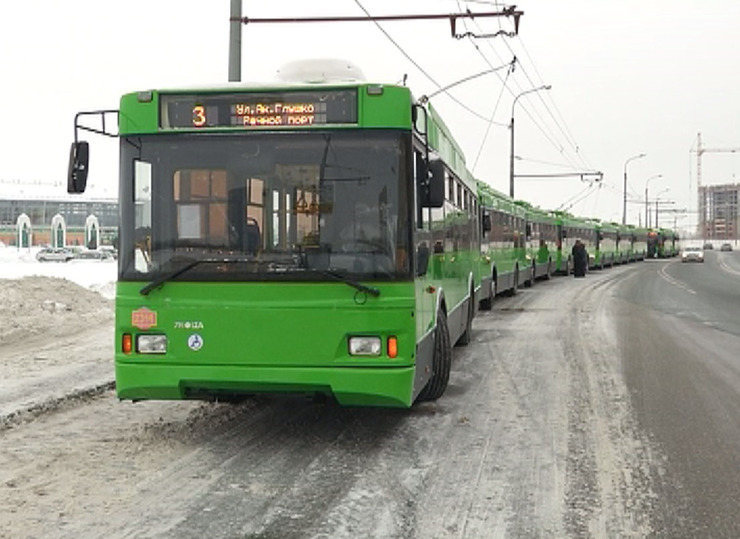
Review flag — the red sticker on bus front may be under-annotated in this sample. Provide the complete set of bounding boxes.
[132,307,157,330]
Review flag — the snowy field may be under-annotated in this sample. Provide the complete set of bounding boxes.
[0,245,116,299]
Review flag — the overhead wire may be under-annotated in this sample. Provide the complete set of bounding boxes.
[515,38,593,171]
[515,155,591,170]
[472,65,513,173]
[352,0,442,89]
[556,184,597,212]
[353,0,511,127]
[460,0,611,222]
[354,0,603,214]
[455,4,586,175]
[454,1,629,221]
[459,0,594,174]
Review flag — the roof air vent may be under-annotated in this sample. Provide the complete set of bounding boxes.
[275,59,366,84]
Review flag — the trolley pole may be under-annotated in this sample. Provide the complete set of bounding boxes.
[229,0,242,82]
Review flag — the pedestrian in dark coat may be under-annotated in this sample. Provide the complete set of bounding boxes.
[572,239,588,277]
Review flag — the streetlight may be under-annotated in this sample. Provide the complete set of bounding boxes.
[654,188,670,228]
[644,174,662,227]
[509,84,551,199]
[623,153,646,224]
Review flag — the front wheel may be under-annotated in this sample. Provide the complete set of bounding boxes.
[417,309,452,402]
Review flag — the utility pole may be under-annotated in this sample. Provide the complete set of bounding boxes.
[229,0,242,82]
[654,197,674,228]
[644,174,662,228]
[509,85,551,199]
[623,153,646,225]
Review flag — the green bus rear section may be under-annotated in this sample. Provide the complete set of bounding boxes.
[477,181,527,292]
[116,281,419,407]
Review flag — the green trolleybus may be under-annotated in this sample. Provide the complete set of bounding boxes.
[67,60,484,408]
[477,180,528,305]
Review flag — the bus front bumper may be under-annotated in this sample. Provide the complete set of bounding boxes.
[115,362,417,408]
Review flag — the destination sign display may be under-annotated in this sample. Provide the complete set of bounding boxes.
[160,90,358,129]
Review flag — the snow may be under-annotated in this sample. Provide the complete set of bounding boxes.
[0,245,117,299]
[0,244,116,426]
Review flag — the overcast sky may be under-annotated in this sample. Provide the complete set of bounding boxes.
[2,0,739,233]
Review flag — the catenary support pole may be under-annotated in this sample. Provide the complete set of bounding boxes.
[229,0,242,82]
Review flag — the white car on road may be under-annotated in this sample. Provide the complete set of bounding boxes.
[35,247,75,263]
[681,245,704,263]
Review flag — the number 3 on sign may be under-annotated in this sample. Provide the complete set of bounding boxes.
[192,105,206,127]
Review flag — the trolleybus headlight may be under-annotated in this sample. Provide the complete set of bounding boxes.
[137,334,168,354]
[348,336,382,357]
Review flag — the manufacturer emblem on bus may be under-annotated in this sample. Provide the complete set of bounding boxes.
[131,307,157,330]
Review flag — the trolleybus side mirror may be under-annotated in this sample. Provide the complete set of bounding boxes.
[424,159,445,208]
[67,141,89,194]
[525,223,532,238]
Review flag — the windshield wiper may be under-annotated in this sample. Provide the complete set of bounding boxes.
[139,258,246,295]
[304,268,381,297]
[140,256,381,298]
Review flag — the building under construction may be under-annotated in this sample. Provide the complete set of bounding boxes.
[698,183,739,240]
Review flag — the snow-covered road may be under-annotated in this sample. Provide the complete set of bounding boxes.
[0,256,664,538]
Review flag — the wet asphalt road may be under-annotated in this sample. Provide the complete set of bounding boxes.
[615,249,740,537]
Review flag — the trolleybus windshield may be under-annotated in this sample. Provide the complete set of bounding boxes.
[119,130,412,284]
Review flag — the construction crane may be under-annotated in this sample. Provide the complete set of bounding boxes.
[693,132,740,189]
[692,133,740,239]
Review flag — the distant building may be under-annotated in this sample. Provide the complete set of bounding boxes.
[698,183,739,240]
[0,195,118,248]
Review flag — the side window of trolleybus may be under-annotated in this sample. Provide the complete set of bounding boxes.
[134,160,153,273]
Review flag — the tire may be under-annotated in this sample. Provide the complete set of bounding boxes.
[479,278,494,311]
[524,264,534,288]
[509,268,519,296]
[417,309,452,402]
[457,292,474,346]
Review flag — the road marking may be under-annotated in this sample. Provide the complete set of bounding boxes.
[658,262,696,294]
[718,254,740,276]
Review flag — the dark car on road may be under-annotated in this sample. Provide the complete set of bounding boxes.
[720,243,733,252]
[703,242,714,250]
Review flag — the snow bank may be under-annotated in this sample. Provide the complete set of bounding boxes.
[0,246,117,299]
